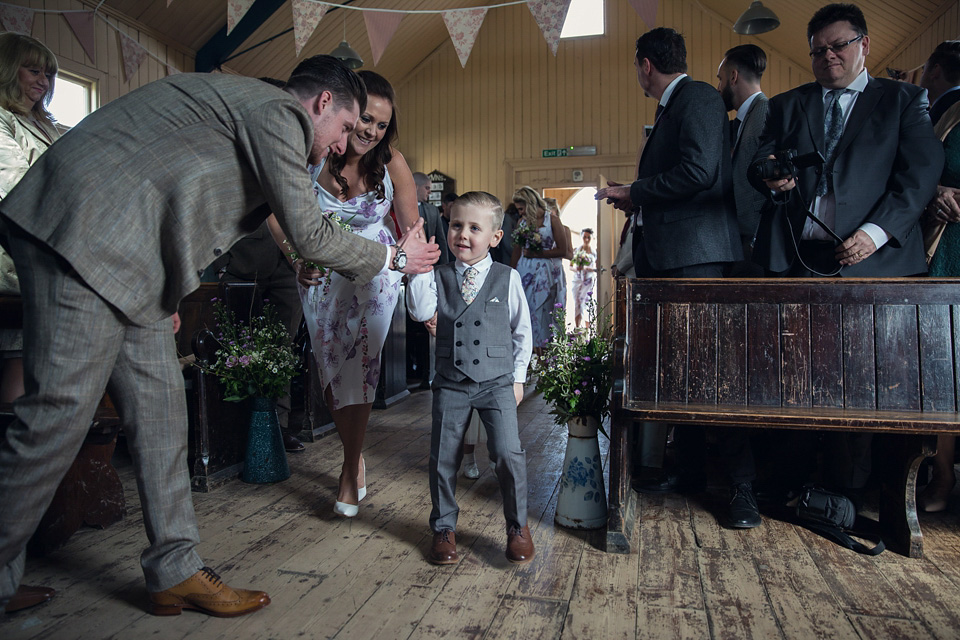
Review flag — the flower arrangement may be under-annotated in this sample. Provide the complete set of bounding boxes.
[570,248,592,269]
[531,299,613,432]
[512,220,543,252]
[204,299,300,402]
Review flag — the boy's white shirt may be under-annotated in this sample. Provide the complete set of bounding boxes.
[407,253,533,383]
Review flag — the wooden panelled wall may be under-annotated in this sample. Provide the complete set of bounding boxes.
[395,0,813,202]
[883,1,960,73]
[21,0,193,111]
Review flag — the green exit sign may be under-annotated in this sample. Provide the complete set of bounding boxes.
[542,148,569,158]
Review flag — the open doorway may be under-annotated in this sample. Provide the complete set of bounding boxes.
[543,186,598,329]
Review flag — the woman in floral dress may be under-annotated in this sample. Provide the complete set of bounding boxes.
[570,228,597,328]
[290,72,419,517]
[510,186,568,353]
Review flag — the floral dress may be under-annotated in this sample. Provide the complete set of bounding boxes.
[300,159,402,409]
[516,210,566,347]
[571,246,597,318]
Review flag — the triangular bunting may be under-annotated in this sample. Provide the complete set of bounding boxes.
[292,0,328,57]
[63,12,96,65]
[526,0,572,56]
[628,0,658,29]
[118,31,148,83]
[226,0,256,36]
[0,4,34,35]
[364,11,404,67]
[443,8,487,68]
[166,64,181,76]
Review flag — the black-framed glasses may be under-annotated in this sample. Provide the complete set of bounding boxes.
[809,34,864,59]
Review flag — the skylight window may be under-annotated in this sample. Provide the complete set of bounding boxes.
[561,0,604,39]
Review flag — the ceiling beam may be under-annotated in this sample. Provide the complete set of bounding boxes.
[195,0,288,72]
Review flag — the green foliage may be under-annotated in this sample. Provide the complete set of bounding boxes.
[203,300,300,402]
[531,299,613,432]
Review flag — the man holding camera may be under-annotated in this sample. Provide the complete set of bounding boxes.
[748,3,942,509]
[750,3,941,277]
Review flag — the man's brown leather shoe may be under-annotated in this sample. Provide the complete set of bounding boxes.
[148,567,270,617]
[427,529,459,565]
[5,585,55,613]
[506,524,535,564]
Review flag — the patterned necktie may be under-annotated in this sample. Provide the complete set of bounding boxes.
[461,266,479,305]
[817,89,849,197]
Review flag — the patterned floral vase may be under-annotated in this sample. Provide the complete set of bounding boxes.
[555,415,607,529]
[242,397,291,484]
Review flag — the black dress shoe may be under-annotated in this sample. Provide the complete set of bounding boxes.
[726,483,762,529]
[282,432,305,453]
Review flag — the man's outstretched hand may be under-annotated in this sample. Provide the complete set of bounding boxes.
[396,218,441,274]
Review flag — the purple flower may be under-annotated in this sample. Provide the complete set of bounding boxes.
[554,303,564,308]
[574,390,581,395]
[583,356,591,361]
[225,356,238,368]
[239,355,251,367]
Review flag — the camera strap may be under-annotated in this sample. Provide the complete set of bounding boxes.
[782,179,843,277]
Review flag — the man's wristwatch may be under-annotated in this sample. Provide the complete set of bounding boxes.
[391,246,407,271]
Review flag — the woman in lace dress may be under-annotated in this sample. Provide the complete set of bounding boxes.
[510,186,567,353]
[292,72,419,517]
[570,228,597,328]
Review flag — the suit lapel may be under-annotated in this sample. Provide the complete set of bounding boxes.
[638,76,690,176]
[732,94,762,155]
[800,83,826,156]
[14,113,54,146]
[832,77,882,161]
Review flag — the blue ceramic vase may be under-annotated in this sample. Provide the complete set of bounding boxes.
[555,415,607,529]
[242,396,290,483]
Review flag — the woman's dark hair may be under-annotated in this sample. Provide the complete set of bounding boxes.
[807,3,867,41]
[328,70,398,201]
[635,28,687,75]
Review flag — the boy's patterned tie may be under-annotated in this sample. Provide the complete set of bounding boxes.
[461,266,479,304]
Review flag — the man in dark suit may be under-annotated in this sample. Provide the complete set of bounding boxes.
[595,28,741,505]
[0,56,439,616]
[413,172,449,262]
[751,4,941,278]
[596,27,741,278]
[751,4,942,511]
[718,44,770,274]
[922,40,960,128]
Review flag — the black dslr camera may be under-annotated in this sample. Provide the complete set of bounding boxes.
[752,149,825,181]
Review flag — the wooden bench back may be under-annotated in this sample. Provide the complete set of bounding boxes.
[615,279,960,423]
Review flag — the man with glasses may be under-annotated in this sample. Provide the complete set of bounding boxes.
[748,4,942,509]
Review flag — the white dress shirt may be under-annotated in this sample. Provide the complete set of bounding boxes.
[407,254,533,383]
[803,69,889,249]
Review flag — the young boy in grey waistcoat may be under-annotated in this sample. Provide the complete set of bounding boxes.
[407,191,534,566]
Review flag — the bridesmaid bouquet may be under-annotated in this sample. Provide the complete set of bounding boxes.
[283,210,356,275]
[531,299,613,431]
[205,299,299,402]
[512,221,543,252]
[571,249,592,269]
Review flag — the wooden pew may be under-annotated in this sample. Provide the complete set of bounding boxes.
[608,278,960,558]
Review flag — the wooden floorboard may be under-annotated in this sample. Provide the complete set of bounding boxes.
[5,389,960,639]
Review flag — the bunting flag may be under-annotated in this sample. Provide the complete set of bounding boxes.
[63,12,96,65]
[364,11,404,66]
[0,4,34,35]
[226,0,256,36]
[442,8,487,68]
[526,0,573,56]
[166,64,181,75]
[292,0,328,57]
[118,31,148,82]
[628,0,658,29]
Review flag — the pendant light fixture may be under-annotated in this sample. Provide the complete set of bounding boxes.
[733,1,781,35]
[330,17,363,69]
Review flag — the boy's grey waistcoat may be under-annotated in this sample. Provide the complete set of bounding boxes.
[434,262,513,383]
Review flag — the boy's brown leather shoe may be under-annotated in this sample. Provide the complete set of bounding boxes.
[427,530,459,565]
[148,567,270,617]
[506,525,535,564]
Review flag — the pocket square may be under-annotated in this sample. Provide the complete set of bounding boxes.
[488,297,500,303]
